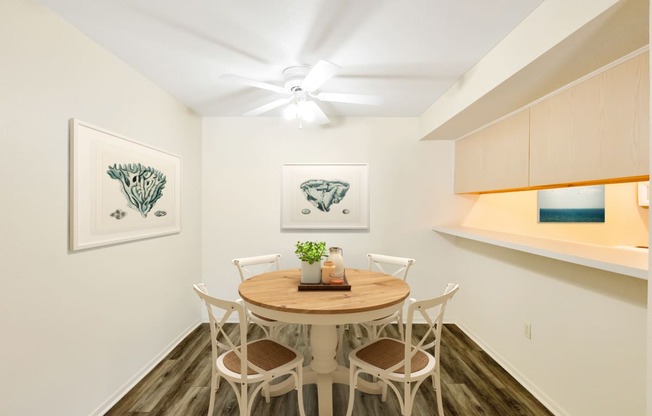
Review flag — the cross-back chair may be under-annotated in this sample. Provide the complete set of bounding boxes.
[360,253,416,341]
[193,283,306,416]
[232,254,289,339]
[346,283,459,416]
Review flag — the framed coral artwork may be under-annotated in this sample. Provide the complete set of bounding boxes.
[281,163,369,230]
[69,119,181,250]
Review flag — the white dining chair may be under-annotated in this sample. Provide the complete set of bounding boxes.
[193,283,306,416]
[346,283,459,416]
[359,253,416,341]
[232,254,290,339]
[232,254,282,283]
[233,254,310,351]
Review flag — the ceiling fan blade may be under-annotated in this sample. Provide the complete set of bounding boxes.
[316,92,384,105]
[303,101,330,125]
[243,97,293,116]
[220,74,288,94]
[301,60,341,93]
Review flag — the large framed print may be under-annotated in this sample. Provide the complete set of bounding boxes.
[282,163,369,230]
[70,119,181,250]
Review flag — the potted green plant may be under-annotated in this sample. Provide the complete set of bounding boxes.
[295,240,326,283]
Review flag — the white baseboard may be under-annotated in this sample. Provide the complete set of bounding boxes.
[88,320,202,416]
[454,321,568,416]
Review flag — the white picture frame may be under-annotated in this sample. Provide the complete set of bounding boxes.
[537,185,605,223]
[281,163,369,230]
[69,119,181,250]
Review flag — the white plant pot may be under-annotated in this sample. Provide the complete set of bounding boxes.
[300,260,322,284]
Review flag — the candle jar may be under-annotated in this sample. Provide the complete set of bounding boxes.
[322,260,335,284]
[328,247,344,277]
[329,276,344,285]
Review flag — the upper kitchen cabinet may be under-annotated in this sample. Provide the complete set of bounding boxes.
[454,109,530,193]
[529,52,650,187]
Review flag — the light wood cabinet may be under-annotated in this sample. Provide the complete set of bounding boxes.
[529,52,649,186]
[454,52,649,193]
[454,109,529,193]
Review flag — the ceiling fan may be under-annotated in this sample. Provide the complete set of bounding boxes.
[220,60,384,127]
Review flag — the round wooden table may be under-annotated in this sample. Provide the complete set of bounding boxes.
[239,268,410,416]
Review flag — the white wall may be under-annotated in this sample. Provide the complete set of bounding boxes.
[445,236,647,416]
[456,184,647,414]
[201,117,463,315]
[0,1,202,415]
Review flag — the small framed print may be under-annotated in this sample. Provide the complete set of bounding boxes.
[538,185,605,223]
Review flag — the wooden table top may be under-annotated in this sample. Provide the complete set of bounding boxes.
[238,268,410,315]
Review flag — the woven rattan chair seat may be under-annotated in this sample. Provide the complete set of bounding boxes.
[223,339,297,375]
[355,338,428,374]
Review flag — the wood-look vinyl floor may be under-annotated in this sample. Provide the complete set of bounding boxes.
[106,323,554,416]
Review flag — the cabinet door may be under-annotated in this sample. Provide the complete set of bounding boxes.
[454,109,529,193]
[529,52,649,186]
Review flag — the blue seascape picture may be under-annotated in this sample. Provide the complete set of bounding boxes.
[538,185,605,223]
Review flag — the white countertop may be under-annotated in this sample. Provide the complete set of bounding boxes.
[433,225,648,280]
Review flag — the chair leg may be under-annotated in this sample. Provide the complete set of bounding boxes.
[370,323,379,342]
[404,381,413,416]
[211,359,221,390]
[434,372,444,416]
[345,367,357,416]
[366,324,380,384]
[239,382,249,416]
[208,369,218,416]
[301,324,312,364]
[253,322,270,339]
[258,325,277,403]
[296,367,306,416]
[337,324,344,358]
[268,325,276,340]
[263,381,271,403]
[302,324,309,348]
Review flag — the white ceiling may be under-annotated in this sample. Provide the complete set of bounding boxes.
[38,0,545,118]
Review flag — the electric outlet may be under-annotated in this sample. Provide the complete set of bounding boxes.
[524,322,532,340]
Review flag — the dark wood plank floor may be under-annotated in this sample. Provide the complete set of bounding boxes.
[106,323,554,416]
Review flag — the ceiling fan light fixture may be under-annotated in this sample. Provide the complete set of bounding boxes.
[298,102,315,122]
[223,59,381,127]
[283,99,315,124]
[283,103,298,120]
[282,65,310,91]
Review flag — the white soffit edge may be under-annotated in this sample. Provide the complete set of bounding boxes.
[419,0,648,141]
